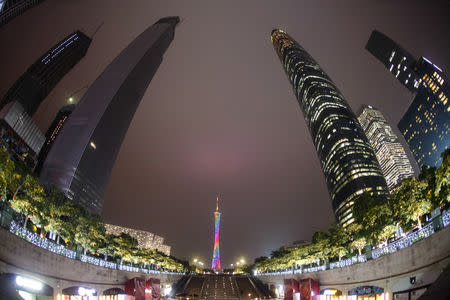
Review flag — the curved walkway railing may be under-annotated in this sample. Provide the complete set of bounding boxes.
[8,222,184,275]
[256,209,450,276]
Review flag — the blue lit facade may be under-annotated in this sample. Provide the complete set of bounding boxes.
[398,58,449,167]
[40,17,180,214]
[0,30,91,116]
[271,30,388,226]
[366,30,449,167]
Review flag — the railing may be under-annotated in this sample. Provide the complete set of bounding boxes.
[10,222,77,260]
[372,222,434,259]
[256,209,449,276]
[8,222,184,275]
[330,254,367,270]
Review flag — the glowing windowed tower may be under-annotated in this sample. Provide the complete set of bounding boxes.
[211,196,221,270]
[271,30,389,226]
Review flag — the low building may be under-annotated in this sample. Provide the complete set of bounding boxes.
[104,223,171,256]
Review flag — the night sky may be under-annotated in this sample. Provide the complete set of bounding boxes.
[0,0,449,266]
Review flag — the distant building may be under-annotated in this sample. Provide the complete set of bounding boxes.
[283,240,310,251]
[0,0,44,28]
[39,17,180,214]
[0,101,45,168]
[104,224,171,256]
[0,30,91,116]
[271,29,388,226]
[35,104,75,174]
[358,106,414,191]
[366,30,449,167]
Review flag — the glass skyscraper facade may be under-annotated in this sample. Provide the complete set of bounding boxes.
[0,0,44,28]
[358,106,414,191]
[366,30,420,92]
[271,30,388,226]
[36,104,75,174]
[366,30,449,167]
[40,17,180,214]
[0,30,91,116]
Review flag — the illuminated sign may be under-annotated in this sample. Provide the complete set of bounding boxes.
[15,276,43,291]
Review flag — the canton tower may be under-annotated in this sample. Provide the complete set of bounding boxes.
[271,30,388,226]
[211,196,221,270]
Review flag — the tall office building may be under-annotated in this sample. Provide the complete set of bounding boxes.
[35,104,75,174]
[366,30,449,167]
[271,30,388,226]
[0,101,45,168]
[211,197,221,270]
[40,17,180,214]
[366,30,420,92]
[0,0,44,28]
[358,106,414,191]
[0,30,91,116]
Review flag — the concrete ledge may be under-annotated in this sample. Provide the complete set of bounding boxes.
[0,227,182,292]
[258,225,450,294]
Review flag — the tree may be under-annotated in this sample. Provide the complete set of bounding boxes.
[353,193,393,245]
[270,247,290,258]
[434,149,450,205]
[392,177,430,229]
[108,233,139,264]
[0,148,15,201]
[10,175,45,229]
[74,214,106,255]
[328,224,350,260]
[350,237,367,256]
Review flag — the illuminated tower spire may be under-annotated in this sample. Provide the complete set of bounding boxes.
[211,196,221,270]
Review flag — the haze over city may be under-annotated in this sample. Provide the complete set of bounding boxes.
[0,0,449,266]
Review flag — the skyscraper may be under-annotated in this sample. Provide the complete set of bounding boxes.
[0,101,45,168]
[366,30,449,167]
[0,30,91,116]
[40,17,180,214]
[358,106,414,191]
[35,104,75,174]
[0,0,44,28]
[366,30,420,92]
[211,197,221,270]
[271,30,389,226]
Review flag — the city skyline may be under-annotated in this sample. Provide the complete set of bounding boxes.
[0,0,448,264]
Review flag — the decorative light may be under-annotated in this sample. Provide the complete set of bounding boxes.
[78,287,95,296]
[16,276,43,291]
[90,141,96,149]
[163,285,172,296]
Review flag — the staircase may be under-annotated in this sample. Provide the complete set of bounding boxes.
[200,275,240,300]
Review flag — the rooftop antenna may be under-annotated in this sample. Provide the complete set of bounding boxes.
[91,21,104,39]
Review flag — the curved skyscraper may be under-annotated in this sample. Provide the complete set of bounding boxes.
[271,30,388,226]
[40,17,180,214]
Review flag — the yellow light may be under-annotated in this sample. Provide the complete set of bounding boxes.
[69,97,73,102]
[90,141,96,149]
